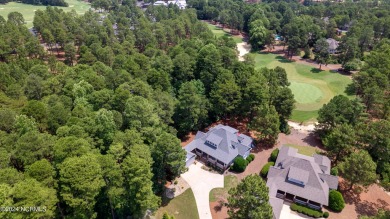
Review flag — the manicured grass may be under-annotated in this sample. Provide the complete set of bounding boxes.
[209,175,238,202]
[155,188,199,219]
[253,53,353,122]
[206,23,243,43]
[285,144,319,156]
[0,0,90,28]
[291,110,318,123]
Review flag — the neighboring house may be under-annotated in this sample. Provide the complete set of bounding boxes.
[184,125,253,170]
[153,0,187,9]
[326,38,339,54]
[267,146,338,218]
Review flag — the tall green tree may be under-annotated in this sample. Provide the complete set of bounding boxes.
[314,38,330,69]
[122,144,160,218]
[227,175,273,219]
[174,80,209,136]
[58,154,105,219]
[210,70,241,118]
[339,150,377,190]
[322,124,356,164]
[316,95,364,134]
[249,104,280,146]
[152,132,186,190]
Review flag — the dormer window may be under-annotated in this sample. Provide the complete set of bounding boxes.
[205,134,222,149]
[288,166,309,186]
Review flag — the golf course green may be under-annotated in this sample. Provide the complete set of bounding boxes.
[206,23,243,43]
[254,53,353,123]
[0,0,90,28]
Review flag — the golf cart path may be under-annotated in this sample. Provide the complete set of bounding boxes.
[181,163,224,219]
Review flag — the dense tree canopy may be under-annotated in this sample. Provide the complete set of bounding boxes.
[227,175,273,219]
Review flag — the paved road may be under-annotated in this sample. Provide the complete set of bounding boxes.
[181,163,224,219]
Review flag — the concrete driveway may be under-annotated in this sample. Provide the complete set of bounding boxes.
[181,163,224,219]
[280,204,319,219]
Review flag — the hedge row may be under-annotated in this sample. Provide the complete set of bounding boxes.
[260,162,274,177]
[246,154,255,163]
[290,203,326,218]
[232,154,256,172]
[270,148,279,162]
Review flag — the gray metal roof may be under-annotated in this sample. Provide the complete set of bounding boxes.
[206,133,223,146]
[326,38,339,50]
[319,173,339,190]
[314,154,331,174]
[269,197,283,219]
[184,125,252,165]
[288,166,309,185]
[267,146,338,206]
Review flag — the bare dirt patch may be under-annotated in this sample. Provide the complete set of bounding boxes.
[210,201,229,219]
[328,180,390,219]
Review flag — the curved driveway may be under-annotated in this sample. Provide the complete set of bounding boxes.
[181,163,224,219]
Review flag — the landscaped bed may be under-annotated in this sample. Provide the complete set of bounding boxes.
[290,203,328,218]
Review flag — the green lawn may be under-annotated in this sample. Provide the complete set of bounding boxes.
[285,144,320,156]
[155,189,199,219]
[0,0,90,28]
[206,23,243,43]
[253,53,353,122]
[209,175,238,202]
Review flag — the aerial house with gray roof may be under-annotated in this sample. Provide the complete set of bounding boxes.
[266,146,338,217]
[184,125,253,170]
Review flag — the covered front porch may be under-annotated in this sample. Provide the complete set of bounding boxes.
[276,190,322,210]
[192,148,228,170]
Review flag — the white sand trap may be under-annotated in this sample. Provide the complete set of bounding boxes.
[69,5,74,7]
[288,121,317,133]
[0,8,4,9]
[237,42,251,61]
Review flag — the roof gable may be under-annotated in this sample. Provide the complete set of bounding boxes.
[267,146,338,206]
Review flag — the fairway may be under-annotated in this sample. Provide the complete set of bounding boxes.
[206,23,243,43]
[254,53,353,123]
[0,0,90,28]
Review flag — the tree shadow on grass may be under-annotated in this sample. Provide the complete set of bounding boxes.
[310,68,324,73]
[275,55,293,63]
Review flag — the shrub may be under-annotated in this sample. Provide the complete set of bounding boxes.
[232,157,247,172]
[260,162,275,177]
[329,190,345,212]
[323,211,329,218]
[330,167,338,176]
[270,148,279,162]
[249,154,255,160]
[246,156,253,163]
[290,203,323,218]
[343,59,362,71]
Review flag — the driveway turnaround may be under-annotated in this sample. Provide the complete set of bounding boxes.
[181,163,224,219]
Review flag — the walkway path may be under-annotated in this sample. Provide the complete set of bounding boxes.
[181,163,224,219]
